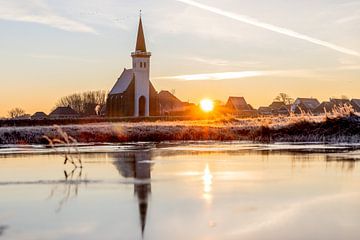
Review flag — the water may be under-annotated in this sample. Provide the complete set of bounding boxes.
[0,142,359,240]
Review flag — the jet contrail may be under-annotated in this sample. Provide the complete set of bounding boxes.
[176,0,360,57]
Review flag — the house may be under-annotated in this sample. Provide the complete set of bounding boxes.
[106,16,159,117]
[330,98,352,107]
[225,97,257,116]
[258,106,272,116]
[313,101,334,114]
[291,98,320,114]
[268,101,290,115]
[313,98,354,115]
[351,99,360,112]
[158,91,190,115]
[31,112,48,120]
[49,106,79,119]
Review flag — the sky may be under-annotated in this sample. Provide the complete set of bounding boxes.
[0,0,359,116]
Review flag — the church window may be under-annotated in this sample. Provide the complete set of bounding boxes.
[144,62,146,68]
[140,62,143,68]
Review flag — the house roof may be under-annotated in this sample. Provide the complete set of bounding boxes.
[330,98,351,105]
[351,99,360,107]
[135,17,147,52]
[269,101,286,110]
[295,98,320,109]
[50,106,78,116]
[159,91,182,104]
[226,97,251,111]
[258,106,272,112]
[109,69,134,95]
[313,101,334,113]
[31,112,47,118]
[159,90,186,111]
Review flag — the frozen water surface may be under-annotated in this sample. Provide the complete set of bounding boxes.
[0,142,359,240]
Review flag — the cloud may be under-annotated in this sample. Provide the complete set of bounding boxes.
[0,0,97,34]
[158,71,269,81]
[336,15,360,24]
[30,54,100,63]
[157,69,333,81]
[186,56,262,67]
[176,0,360,57]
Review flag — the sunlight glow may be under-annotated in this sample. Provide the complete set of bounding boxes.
[200,99,214,113]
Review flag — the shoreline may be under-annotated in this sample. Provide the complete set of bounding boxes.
[1,115,359,145]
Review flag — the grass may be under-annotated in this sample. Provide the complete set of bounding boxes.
[0,108,359,144]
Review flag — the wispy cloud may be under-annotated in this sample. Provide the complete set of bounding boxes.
[176,0,360,57]
[0,0,97,34]
[30,54,100,63]
[157,69,332,81]
[336,15,360,24]
[186,56,262,67]
[158,71,269,81]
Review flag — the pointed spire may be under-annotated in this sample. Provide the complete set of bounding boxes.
[135,13,147,52]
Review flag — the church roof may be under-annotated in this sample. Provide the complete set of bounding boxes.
[135,17,147,52]
[109,69,134,95]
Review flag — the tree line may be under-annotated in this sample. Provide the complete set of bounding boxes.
[6,90,108,118]
[55,90,108,116]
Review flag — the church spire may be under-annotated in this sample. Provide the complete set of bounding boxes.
[135,14,147,52]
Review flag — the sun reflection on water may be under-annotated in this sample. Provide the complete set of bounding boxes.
[202,163,213,202]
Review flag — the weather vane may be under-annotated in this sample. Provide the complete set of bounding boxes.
[139,9,142,17]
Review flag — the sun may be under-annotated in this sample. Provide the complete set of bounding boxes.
[200,99,214,113]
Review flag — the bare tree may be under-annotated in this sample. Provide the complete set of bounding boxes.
[8,108,26,119]
[274,93,294,105]
[55,90,107,116]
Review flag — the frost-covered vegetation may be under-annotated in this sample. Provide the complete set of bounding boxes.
[0,110,359,144]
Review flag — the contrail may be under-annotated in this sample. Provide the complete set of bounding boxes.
[176,0,360,57]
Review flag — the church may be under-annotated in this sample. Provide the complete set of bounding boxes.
[106,16,159,117]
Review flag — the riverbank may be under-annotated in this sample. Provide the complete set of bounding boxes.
[0,115,359,144]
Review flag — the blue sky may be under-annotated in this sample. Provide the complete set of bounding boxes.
[0,0,359,116]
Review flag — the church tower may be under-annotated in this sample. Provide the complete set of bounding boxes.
[131,16,151,117]
[107,15,158,118]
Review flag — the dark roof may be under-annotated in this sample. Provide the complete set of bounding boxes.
[258,106,272,114]
[313,101,334,114]
[330,98,351,106]
[135,17,147,52]
[351,99,360,106]
[159,91,185,111]
[226,97,251,111]
[294,98,320,110]
[31,112,47,118]
[50,106,78,116]
[269,101,286,110]
[351,99,360,111]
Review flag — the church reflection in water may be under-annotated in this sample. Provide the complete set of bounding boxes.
[112,150,152,237]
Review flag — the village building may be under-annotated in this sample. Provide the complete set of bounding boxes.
[49,106,79,119]
[268,101,290,115]
[225,97,257,116]
[313,101,333,114]
[158,90,194,115]
[258,106,272,116]
[106,17,159,117]
[291,98,320,114]
[31,112,48,120]
[351,99,360,112]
